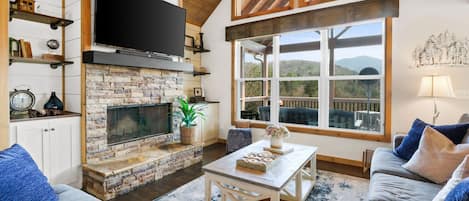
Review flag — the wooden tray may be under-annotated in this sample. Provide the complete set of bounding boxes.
[236,151,277,172]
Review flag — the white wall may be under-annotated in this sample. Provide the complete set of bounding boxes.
[202,0,469,161]
[391,0,469,132]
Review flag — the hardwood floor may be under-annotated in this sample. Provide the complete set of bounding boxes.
[112,143,368,201]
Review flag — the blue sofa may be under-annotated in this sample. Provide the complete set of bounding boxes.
[54,184,99,201]
[0,144,98,201]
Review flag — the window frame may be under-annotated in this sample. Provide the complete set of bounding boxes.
[231,18,393,142]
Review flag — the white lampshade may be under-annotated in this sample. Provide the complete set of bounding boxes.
[418,75,456,98]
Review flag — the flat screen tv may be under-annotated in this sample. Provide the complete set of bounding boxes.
[94,0,186,57]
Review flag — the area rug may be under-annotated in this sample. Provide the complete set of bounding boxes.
[154,170,369,201]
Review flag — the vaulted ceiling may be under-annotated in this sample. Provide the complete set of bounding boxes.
[183,0,221,26]
[240,0,290,16]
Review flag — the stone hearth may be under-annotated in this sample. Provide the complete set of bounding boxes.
[83,143,202,200]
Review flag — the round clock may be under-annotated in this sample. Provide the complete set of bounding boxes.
[10,89,35,112]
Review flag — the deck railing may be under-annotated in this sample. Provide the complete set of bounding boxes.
[242,96,380,112]
[281,97,380,112]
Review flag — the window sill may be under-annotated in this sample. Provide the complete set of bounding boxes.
[234,120,391,142]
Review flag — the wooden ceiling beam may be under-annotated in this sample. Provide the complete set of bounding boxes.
[255,0,276,14]
[226,0,399,41]
[242,0,261,16]
[270,0,290,9]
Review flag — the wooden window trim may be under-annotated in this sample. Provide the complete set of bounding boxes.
[298,0,335,8]
[231,18,393,143]
[231,0,295,21]
[0,0,9,149]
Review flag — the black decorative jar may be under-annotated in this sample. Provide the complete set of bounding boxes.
[44,91,64,116]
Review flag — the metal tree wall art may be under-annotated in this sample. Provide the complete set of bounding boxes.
[413,31,469,68]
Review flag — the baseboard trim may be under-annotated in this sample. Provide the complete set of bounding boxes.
[217,138,227,144]
[317,154,363,168]
[215,138,363,168]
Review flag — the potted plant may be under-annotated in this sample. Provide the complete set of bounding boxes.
[265,124,290,149]
[174,98,206,145]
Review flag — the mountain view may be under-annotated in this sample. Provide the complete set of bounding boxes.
[335,56,382,74]
[243,56,382,101]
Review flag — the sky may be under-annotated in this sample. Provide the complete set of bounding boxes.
[244,21,384,62]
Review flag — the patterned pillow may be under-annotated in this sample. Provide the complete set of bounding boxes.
[0,144,58,201]
[394,119,469,160]
[402,126,469,184]
[433,155,469,201]
[445,178,469,201]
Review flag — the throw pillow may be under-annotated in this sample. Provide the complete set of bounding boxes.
[0,144,58,201]
[394,119,469,160]
[445,178,469,201]
[433,155,469,201]
[402,126,469,184]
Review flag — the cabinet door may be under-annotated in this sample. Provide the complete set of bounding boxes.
[13,120,49,173]
[202,103,219,146]
[47,117,81,185]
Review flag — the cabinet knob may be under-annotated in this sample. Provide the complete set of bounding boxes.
[51,128,55,131]
[44,129,49,132]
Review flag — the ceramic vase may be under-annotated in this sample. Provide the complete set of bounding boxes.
[271,136,283,149]
[44,91,64,115]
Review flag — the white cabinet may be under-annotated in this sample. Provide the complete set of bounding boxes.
[201,103,219,146]
[9,117,81,187]
[192,103,219,146]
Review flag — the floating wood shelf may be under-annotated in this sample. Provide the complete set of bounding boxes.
[185,46,211,54]
[83,51,193,72]
[9,56,74,69]
[10,9,74,30]
[193,71,211,76]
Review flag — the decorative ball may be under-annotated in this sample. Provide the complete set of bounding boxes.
[47,39,60,50]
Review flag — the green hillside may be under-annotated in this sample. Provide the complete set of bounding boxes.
[242,59,380,100]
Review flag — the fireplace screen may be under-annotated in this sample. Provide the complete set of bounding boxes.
[107,103,172,145]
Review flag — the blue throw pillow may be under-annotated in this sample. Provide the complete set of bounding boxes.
[0,144,58,201]
[394,119,469,160]
[445,178,469,201]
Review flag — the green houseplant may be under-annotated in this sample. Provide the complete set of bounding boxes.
[174,97,206,145]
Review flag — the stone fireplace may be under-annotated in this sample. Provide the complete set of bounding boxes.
[85,64,185,163]
[83,64,202,200]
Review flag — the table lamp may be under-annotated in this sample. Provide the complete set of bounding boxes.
[418,75,455,124]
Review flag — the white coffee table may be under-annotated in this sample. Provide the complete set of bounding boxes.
[203,140,317,201]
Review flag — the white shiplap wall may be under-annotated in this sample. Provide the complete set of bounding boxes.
[65,0,81,113]
[8,0,64,110]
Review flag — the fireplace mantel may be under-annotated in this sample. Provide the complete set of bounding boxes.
[83,51,193,72]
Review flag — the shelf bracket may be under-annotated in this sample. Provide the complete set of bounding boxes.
[50,63,62,69]
[9,10,14,21]
[50,21,59,30]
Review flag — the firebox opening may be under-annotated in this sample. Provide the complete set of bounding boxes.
[107,103,172,145]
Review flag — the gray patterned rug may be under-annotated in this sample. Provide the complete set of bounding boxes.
[154,170,369,201]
